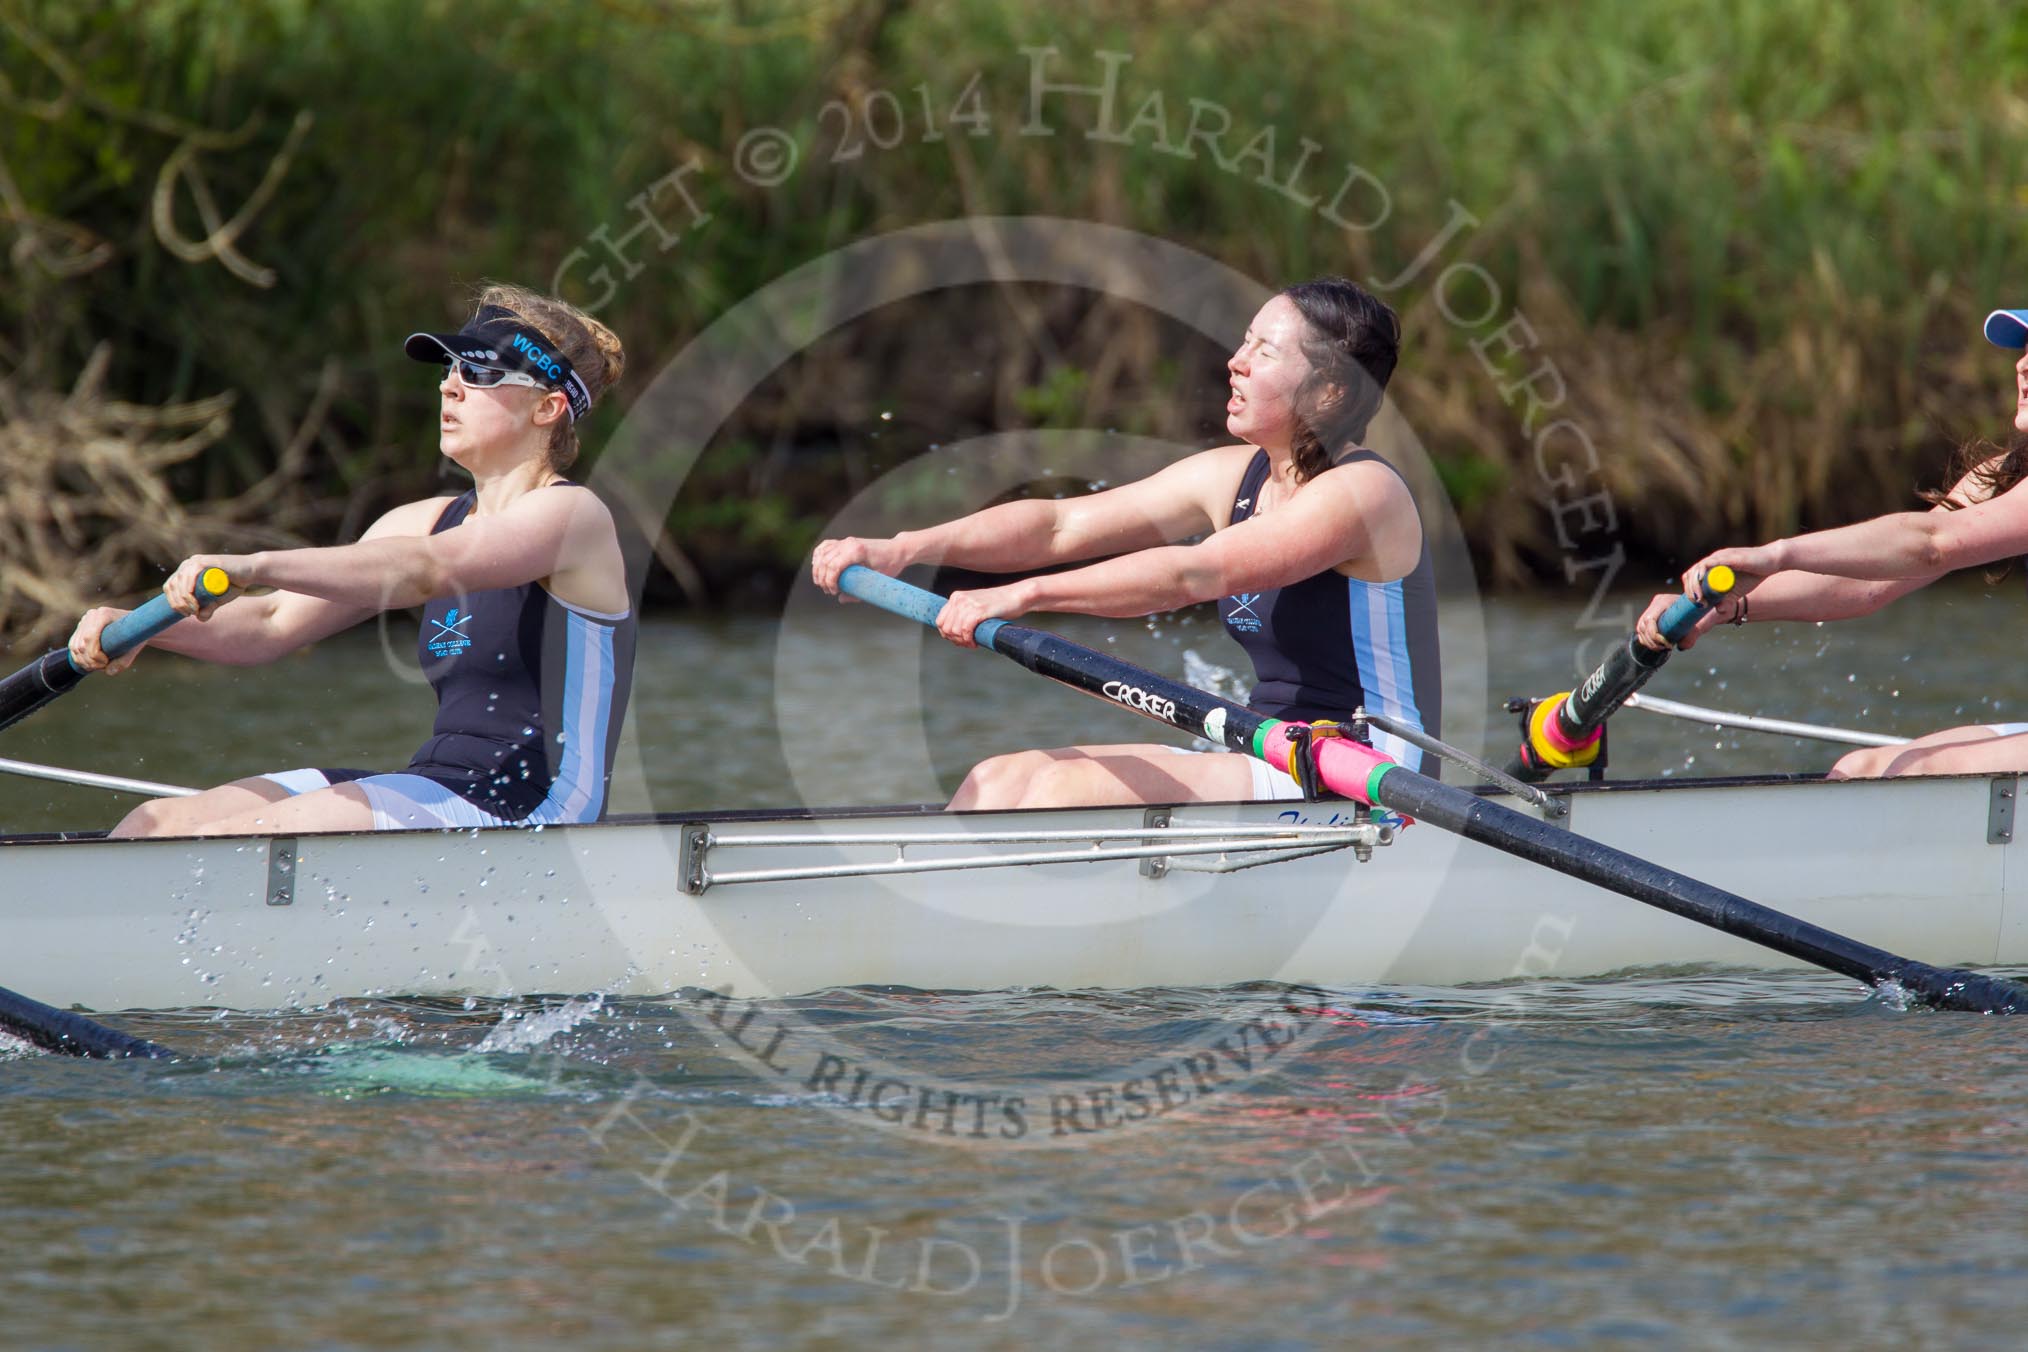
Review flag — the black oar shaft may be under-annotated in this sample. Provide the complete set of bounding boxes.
[0,651,86,737]
[0,569,230,738]
[1560,634,1671,731]
[0,985,173,1059]
[842,563,1278,752]
[1374,774,2022,1014]
[983,615,2018,1011]
[1571,568,1733,733]
[986,623,1270,754]
[836,565,2028,1014]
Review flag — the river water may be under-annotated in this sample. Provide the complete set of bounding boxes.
[4,581,2028,1347]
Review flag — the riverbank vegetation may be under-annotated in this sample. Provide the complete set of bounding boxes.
[4,0,2025,642]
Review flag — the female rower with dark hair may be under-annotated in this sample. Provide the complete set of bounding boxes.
[66,283,637,836]
[812,277,1441,809]
[1636,307,2028,780]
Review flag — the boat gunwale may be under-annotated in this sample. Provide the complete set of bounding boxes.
[0,767,1970,851]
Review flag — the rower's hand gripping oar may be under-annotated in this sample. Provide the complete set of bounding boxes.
[837,565,2028,1015]
[0,568,232,737]
[839,565,1406,808]
[1508,566,1736,783]
[0,572,222,1059]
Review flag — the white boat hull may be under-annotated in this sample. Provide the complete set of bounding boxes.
[6,772,2018,1011]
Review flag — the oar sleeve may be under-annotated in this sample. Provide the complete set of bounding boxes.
[1511,567,1734,781]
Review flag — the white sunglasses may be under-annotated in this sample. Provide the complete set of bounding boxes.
[441,358,551,394]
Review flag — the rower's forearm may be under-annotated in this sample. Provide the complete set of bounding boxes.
[899,501,1081,572]
[244,540,439,609]
[144,595,290,665]
[1767,515,1946,581]
[1738,572,1913,623]
[1019,547,1203,618]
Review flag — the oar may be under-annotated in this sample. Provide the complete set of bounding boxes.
[0,573,223,1060]
[0,568,231,737]
[0,757,198,797]
[838,565,2027,1014]
[0,984,173,1059]
[1621,694,1910,749]
[1508,566,1735,782]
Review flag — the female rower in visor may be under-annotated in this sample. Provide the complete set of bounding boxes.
[812,277,1441,809]
[1637,307,2028,780]
[67,283,636,835]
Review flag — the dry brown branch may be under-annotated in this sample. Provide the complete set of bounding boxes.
[0,346,315,650]
[0,11,334,648]
[151,110,314,288]
[0,146,112,278]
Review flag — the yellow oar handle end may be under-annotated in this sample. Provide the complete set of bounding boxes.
[197,567,232,600]
[1702,564,1735,598]
[1526,693,1603,770]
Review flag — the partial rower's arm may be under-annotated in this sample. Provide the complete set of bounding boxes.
[1006,459,1415,618]
[1722,571,1929,623]
[147,497,455,664]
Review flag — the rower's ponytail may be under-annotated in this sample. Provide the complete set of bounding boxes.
[1281,278,1401,484]
[1919,430,2028,580]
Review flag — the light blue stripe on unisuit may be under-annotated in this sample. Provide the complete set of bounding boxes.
[537,611,602,822]
[532,610,617,824]
[1347,577,1422,772]
[566,613,614,820]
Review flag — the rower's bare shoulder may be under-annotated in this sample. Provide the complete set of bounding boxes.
[1306,458,1421,578]
[1941,453,2025,510]
[359,495,461,540]
[1172,444,1262,523]
[525,483,619,541]
[1186,443,1264,476]
[1313,455,1414,505]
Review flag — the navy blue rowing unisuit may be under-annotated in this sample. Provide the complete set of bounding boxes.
[1218,449,1442,772]
[311,486,637,823]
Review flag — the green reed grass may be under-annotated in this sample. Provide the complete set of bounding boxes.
[5,0,2026,616]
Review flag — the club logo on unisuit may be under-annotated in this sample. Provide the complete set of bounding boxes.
[1225,592,1263,634]
[427,607,474,658]
[510,331,564,380]
[1103,679,1177,722]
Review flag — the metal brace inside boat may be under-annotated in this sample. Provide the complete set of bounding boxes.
[1349,707,1566,816]
[676,811,1393,895]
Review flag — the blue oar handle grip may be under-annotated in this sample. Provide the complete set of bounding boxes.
[95,569,232,662]
[1653,566,1736,648]
[838,565,1007,647]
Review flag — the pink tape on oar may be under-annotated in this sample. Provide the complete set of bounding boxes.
[1260,723,1406,817]
[1537,695,1603,755]
[1520,692,1604,773]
